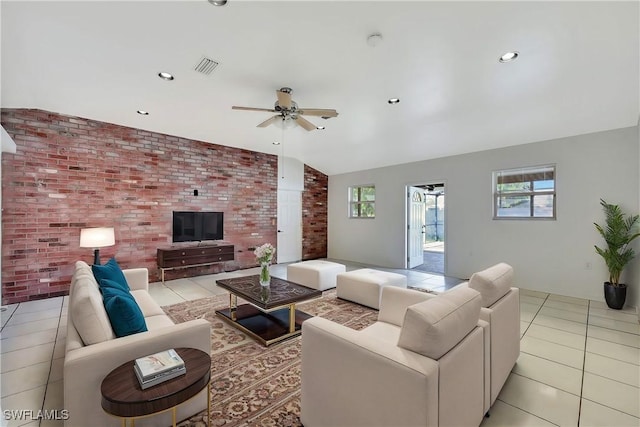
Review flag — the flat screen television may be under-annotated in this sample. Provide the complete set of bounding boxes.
[172,211,224,242]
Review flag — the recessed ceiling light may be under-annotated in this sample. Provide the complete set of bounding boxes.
[208,0,227,5]
[388,98,400,104]
[137,110,149,115]
[316,126,325,130]
[158,72,174,81]
[272,141,281,145]
[499,51,519,63]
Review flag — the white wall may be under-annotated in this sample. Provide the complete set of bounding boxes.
[329,126,639,303]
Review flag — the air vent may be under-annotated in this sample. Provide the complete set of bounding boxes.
[194,56,220,75]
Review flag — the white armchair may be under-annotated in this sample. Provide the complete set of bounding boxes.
[466,263,520,407]
[301,286,486,427]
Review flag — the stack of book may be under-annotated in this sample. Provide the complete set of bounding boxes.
[134,349,186,389]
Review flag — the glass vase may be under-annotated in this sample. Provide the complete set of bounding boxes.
[260,261,271,287]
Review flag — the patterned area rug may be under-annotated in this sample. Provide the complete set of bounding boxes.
[162,290,378,427]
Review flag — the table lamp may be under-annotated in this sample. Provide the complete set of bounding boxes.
[80,227,115,265]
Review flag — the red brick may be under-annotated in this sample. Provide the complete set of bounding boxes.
[1,108,326,304]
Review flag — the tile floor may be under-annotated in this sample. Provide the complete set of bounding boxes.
[1,260,639,426]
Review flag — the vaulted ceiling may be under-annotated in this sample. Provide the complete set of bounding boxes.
[2,1,638,175]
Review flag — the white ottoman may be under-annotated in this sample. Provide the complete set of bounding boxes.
[336,268,408,309]
[287,260,346,291]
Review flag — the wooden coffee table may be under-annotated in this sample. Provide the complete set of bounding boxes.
[215,275,322,346]
[101,347,211,427]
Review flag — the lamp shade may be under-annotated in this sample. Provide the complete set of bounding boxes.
[79,227,115,248]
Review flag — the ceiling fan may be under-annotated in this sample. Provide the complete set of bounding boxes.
[232,87,338,131]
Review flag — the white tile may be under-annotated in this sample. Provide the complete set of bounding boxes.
[1,361,50,398]
[14,297,63,315]
[580,398,640,427]
[539,306,588,323]
[520,321,530,338]
[512,352,583,395]
[497,373,580,426]
[590,300,637,315]
[519,289,549,299]
[585,352,639,387]
[0,318,60,339]
[5,308,61,326]
[147,283,185,306]
[0,342,54,373]
[520,302,541,322]
[519,295,546,306]
[524,323,585,351]
[169,284,214,301]
[480,400,556,427]
[0,385,46,427]
[520,336,584,369]
[588,325,640,348]
[42,379,63,411]
[589,315,640,335]
[582,372,639,418]
[52,337,66,360]
[1,304,18,328]
[543,299,589,314]
[48,357,64,383]
[1,329,58,354]
[586,336,640,365]
[532,314,587,335]
[547,294,589,306]
[590,306,639,324]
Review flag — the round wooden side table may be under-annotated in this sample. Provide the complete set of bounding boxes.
[101,347,211,427]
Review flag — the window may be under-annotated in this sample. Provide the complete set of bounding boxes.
[349,185,375,218]
[493,165,556,219]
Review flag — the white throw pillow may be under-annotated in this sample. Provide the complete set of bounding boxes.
[468,263,513,307]
[397,286,481,360]
[69,275,115,345]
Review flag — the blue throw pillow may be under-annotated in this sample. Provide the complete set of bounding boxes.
[92,258,129,292]
[99,278,129,294]
[101,287,147,337]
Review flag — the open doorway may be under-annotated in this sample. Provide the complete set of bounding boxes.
[406,183,445,274]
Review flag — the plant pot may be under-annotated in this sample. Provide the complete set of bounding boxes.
[603,282,627,310]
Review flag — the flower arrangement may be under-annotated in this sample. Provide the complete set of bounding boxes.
[254,243,276,264]
[254,243,276,286]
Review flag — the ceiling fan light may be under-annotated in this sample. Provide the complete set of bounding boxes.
[499,51,519,63]
[316,126,325,130]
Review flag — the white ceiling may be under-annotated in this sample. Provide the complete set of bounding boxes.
[1,1,638,176]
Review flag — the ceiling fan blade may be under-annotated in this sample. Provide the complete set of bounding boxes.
[277,89,292,109]
[257,115,280,128]
[294,116,317,131]
[297,108,339,118]
[232,106,277,113]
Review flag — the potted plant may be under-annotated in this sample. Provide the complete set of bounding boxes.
[594,199,640,309]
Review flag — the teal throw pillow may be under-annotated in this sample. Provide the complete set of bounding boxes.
[101,287,147,337]
[92,258,129,292]
[99,278,129,294]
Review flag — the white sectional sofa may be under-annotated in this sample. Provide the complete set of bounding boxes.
[64,261,211,427]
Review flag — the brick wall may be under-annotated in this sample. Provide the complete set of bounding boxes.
[302,164,328,260]
[0,109,330,304]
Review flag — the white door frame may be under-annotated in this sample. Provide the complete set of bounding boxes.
[405,181,447,273]
[407,186,426,269]
[277,189,302,263]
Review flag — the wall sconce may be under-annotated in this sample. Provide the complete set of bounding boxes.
[80,227,115,265]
